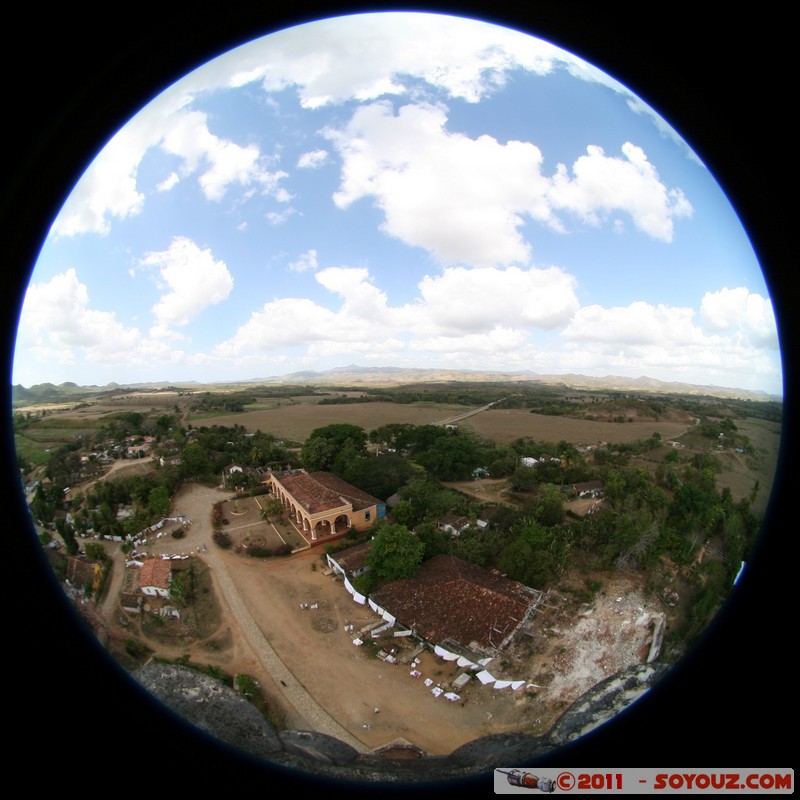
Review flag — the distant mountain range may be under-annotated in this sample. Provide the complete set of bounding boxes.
[11,366,782,404]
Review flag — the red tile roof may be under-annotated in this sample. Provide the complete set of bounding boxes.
[139,558,172,589]
[272,470,382,514]
[329,540,373,574]
[65,556,101,588]
[371,555,536,650]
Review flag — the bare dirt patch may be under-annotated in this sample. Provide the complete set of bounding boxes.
[460,409,692,446]
[96,483,675,757]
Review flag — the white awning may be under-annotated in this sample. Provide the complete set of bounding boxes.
[434,645,460,661]
[511,680,525,690]
[352,592,366,604]
[369,599,384,615]
[476,670,496,685]
[493,680,513,689]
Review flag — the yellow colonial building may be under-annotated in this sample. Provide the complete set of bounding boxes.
[264,469,386,543]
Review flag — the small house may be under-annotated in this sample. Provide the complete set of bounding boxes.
[138,558,172,598]
[437,514,470,537]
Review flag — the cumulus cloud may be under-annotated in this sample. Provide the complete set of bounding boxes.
[548,143,693,242]
[700,287,779,349]
[142,237,234,335]
[266,208,297,225]
[222,12,566,109]
[51,89,287,236]
[558,296,782,391]
[416,266,579,334]
[159,109,286,202]
[324,102,692,266]
[325,101,552,265]
[562,301,699,345]
[16,269,142,365]
[48,13,662,240]
[52,126,147,236]
[214,263,578,362]
[157,172,180,192]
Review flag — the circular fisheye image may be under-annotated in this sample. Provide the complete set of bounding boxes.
[7,7,789,792]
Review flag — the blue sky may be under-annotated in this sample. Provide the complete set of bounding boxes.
[12,12,782,396]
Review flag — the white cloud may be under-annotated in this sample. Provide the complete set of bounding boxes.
[266,208,297,225]
[222,12,566,109]
[325,101,552,266]
[288,249,318,272]
[15,269,142,365]
[157,172,180,192]
[141,237,234,334]
[214,263,578,361]
[297,149,329,169]
[159,109,286,202]
[559,297,782,392]
[48,13,668,240]
[51,124,147,236]
[51,87,288,235]
[562,301,699,345]
[548,143,693,242]
[409,326,527,355]
[700,287,779,349]
[325,103,692,266]
[416,266,580,334]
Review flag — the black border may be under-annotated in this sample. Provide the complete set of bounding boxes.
[5,3,794,791]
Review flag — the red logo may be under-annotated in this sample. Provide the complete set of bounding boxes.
[557,771,576,791]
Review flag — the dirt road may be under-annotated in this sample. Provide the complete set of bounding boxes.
[98,483,664,756]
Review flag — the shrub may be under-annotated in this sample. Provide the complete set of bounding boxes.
[272,543,292,556]
[236,674,260,697]
[246,547,272,558]
[171,528,185,539]
[212,530,232,549]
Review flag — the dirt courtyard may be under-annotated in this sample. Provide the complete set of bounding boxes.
[100,484,669,757]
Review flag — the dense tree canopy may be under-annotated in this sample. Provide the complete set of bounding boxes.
[366,523,425,581]
[301,424,368,472]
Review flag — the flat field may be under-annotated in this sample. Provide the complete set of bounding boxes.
[189,402,694,447]
[456,408,692,446]
[191,401,468,442]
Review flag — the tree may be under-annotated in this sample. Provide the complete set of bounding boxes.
[497,519,553,588]
[366,524,424,581]
[260,498,283,521]
[84,541,108,561]
[148,486,171,517]
[55,517,78,555]
[415,522,449,560]
[301,424,368,472]
[179,442,212,480]
[341,453,414,500]
[531,483,565,526]
[414,432,484,480]
[510,464,538,492]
